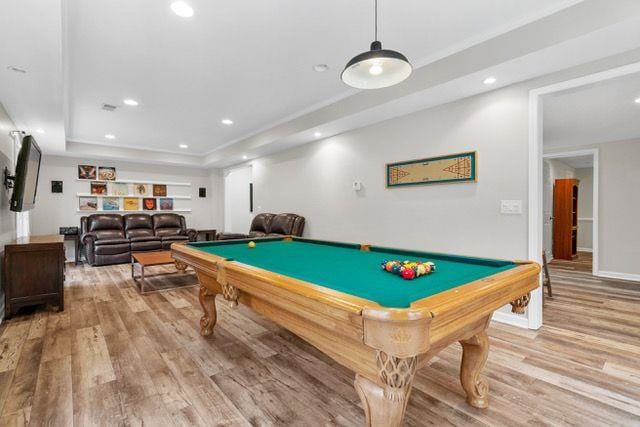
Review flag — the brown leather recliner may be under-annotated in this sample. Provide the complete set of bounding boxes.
[125,214,162,252]
[81,214,130,266]
[153,213,198,249]
[217,213,305,240]
[81,213,197,266]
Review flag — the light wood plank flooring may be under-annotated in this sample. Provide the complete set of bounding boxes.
[1,261,639,426]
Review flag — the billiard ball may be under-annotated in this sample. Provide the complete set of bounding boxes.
[248,241,256,248]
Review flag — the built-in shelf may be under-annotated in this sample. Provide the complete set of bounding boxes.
[76,209,192,214]
[76,193,191,200]
[75,178,191,187]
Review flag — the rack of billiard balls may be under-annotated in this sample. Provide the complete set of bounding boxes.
[381,260,436,280]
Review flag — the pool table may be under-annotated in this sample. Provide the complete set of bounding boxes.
[172,236,540,426]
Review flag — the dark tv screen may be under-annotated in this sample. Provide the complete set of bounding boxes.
[10,135,42,212]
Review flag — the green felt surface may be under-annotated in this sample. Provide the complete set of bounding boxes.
[188,239,517,308]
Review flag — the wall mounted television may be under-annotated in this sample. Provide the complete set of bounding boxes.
[9,135,42,212]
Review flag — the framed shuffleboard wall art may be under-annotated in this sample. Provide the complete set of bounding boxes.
[386,151,477,187]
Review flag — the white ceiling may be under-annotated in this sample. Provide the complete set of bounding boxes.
[556,155,593,168]
[65,0,576,155]
[544,71,640,148]
[4,0,640,166]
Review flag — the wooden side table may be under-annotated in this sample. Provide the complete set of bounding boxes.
[63,233,82,265]
[197,229,217,241]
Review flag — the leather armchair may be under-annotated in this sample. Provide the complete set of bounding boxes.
[217,213,305,240]
[81,214,131,266]
[152,213,197,249]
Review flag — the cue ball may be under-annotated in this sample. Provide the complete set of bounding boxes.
[248,241,256,248]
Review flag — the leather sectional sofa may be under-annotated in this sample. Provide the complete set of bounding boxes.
[217,213,305,240]
[81,213,196,266]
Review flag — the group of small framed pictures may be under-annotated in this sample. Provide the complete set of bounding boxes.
[89,182,167,197]
[79,196,174,212]
[78,165,116,181]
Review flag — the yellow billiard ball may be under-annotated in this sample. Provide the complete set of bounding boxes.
[248,241,256,248]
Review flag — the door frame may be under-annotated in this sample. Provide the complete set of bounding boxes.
[542,149,599,275]
[527,61,640,329]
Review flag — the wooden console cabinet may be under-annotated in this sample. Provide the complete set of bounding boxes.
[3,235,65,318]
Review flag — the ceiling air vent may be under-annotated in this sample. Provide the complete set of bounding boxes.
[102,103,117,112]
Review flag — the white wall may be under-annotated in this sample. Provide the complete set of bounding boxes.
[251,84,530,259]
[576,167,593,251]
[0,104,18,321]
[542,159,576,258]
[599,140,640,279]
[31,155,224,259]
[223,166,252,234]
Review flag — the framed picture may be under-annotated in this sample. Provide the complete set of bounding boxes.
[102,197,120,211]
[124,198,139,211]
[78,165,96,180]
[111,182,129,196]
[153,184,167,197]
[158,197,174,210]
[386,151,477,187]
[90,182,108,195]
[98,166,117,181]
[142,198,156,211]
[79,196,98,211]
[51,180,63,193]
[133,183,149,196]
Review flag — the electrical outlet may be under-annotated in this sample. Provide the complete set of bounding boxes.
[501,200,522,214]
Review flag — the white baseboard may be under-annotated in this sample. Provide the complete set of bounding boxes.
[492,310,531,329]
[598,270,640,282]
[577,247,593,252]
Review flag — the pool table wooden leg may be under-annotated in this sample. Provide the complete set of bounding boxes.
[354,352,417,427]
[198,284,217,336]
[459,330,490,408]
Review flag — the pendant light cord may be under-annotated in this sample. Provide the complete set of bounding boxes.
[374,0,378,41]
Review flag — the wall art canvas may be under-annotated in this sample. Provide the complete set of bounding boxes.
[102,197,120,211]
[142,198,157,210]
[153,184,167,197]
[90,182,108,195]
[134,183,149,196]
[386,151,477,187]
[124,198,139,211]
[98,166,117,181]
[111,182,129,195]
[79,196,98,211]
[159,198,174,210]
[78,165,96,180]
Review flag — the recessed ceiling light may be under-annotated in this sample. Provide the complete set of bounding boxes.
[313,64,329,72]
[170,1,194,17]
[123,99,139,106]
[35,129,45,134]
[635,97,640,104]
[179,144,188,148]
[242,155,248,160]
[483,76,497,85]
[221,119,233,125]
[104,134,116,139]
[314,132,322,137]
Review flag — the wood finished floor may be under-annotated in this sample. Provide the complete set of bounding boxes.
[1,259,639,426]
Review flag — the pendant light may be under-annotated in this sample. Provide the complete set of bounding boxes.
[341,0,412,90]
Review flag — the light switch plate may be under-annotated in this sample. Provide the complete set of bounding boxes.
[501,200,522,214]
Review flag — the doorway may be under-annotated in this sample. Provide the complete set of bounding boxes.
[542,151,598,273]
[223,165,253,234]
